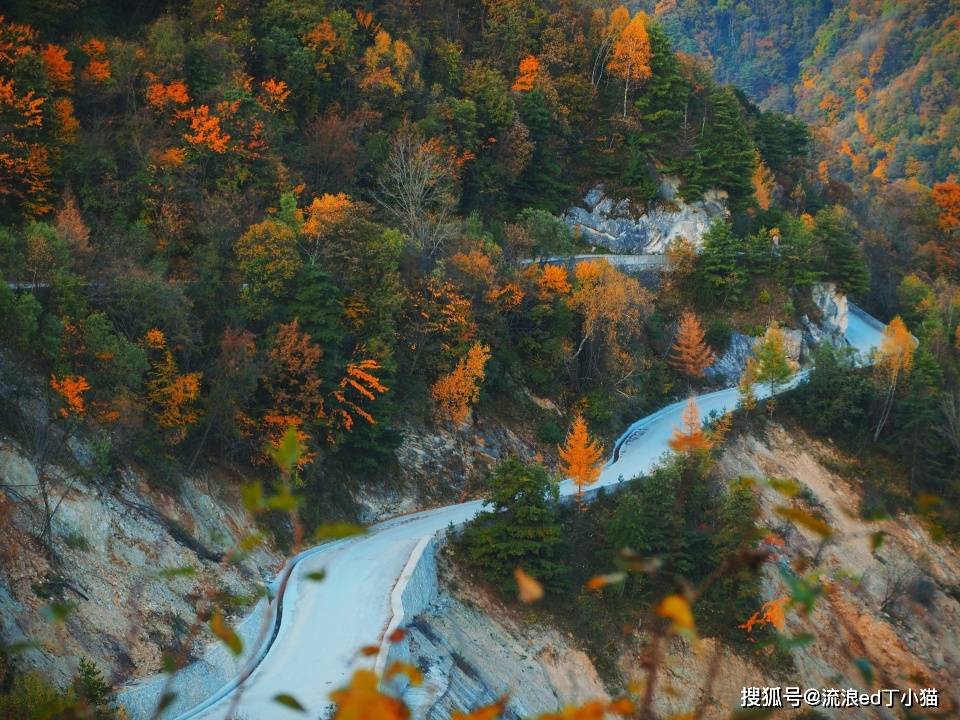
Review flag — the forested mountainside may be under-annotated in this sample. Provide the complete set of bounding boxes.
[0,0,832,528]
[642,0,960,313]
[0,0,959,718]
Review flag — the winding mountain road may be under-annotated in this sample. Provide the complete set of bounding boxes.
[129,307,885,720]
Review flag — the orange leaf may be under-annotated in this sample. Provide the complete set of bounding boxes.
[514,568,544,604]
[585,573,626,591]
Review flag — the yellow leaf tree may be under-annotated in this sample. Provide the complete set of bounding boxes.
[606,12,652,117]
[144,329,202,444]
[668,396,711,454]
[669,310,716,380]
[570,260,652,388]
[752,151,776,210]
[558,413,604,501]
[431,342,491,425]
[301,192,354,263]
[873,315,914,440]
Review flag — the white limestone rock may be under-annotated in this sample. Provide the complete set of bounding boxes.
[564,179,728,254]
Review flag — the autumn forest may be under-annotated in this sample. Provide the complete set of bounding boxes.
[1,0,959,717]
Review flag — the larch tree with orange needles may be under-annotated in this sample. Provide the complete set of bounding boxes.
[558,413,604,501]
[669,310,716,380]
[873,315,915,440]
[669,396,711,454]
[606,11,651,117]
[431,342,491,426]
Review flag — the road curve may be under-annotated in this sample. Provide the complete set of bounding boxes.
[136,308,885,720]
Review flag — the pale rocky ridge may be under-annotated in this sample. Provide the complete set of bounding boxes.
[0,366,541,707]
[564,179,728,254]
[0,435,280,691]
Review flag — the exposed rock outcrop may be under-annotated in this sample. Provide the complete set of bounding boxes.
[705,283,852,384]
[801,282,849,352]
[564,180,728,254]
[364,415,541,523]
[401,551,609,720]
[0,436,279,692]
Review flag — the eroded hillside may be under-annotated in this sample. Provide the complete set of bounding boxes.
[406,424,959,719]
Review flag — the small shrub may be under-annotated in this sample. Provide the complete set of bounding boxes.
[907,577,937,608]
[63,531,90,551]
[536,416,564,445]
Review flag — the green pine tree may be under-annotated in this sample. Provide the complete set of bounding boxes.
[459,458,566,592]
[697,219,747,305]
[697,86,756,209]
[812,207,870,297]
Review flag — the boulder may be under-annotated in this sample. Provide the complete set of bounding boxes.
[810,281,848,339]
[705,332,755,385]
[564,181,728,254]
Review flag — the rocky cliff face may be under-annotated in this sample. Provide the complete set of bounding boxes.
[564,180,728,254]
[705,282,851,384]
[0,435,279,691]
[401,552,609,720]
[358,411,545,523]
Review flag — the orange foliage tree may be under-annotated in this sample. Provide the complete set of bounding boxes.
[81,38,110,82]
[55,190,91,259]
[0,16,69,215]
[50,374,90,418]
[536,264,571,298]
[146,79,191,109]
[301,192,354,263]
[264,319,388,455]
[512,55,540,92]
[932,181,960,236]
[258,78,291,113]
[360,29,415,96]
[921,181,960,272]
[558,413,604,501]
[668,396,711,453]
[449,249,497,295]
[143,329,202,444]
[40,44,72,89]
[606,11,651,117]
[178,104,231,153]
[430,341,491,425]
[669,310,716,380]
[873,315,915,440]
